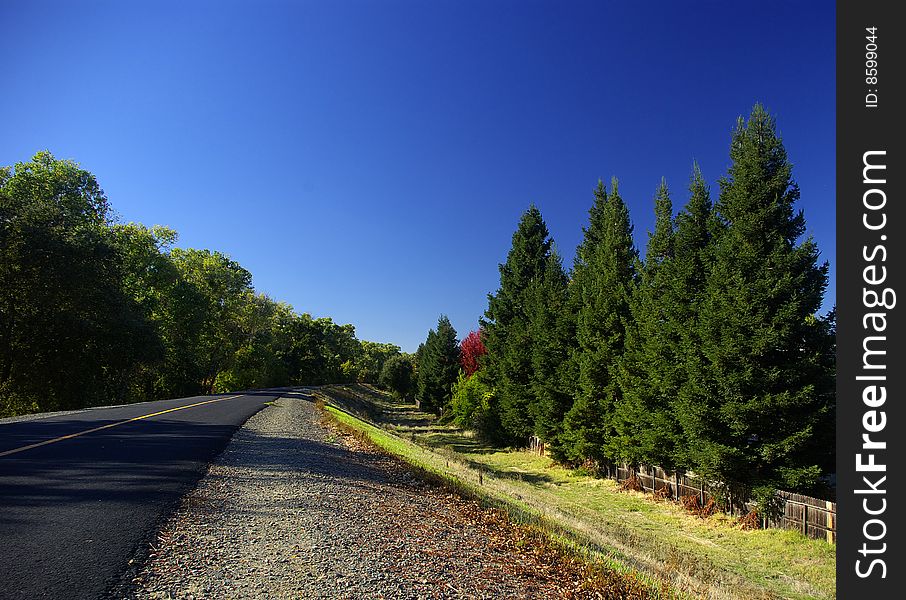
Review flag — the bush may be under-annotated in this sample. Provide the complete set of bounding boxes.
[449,372,493,428]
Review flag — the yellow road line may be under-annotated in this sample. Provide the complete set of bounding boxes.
[0,394,244,459]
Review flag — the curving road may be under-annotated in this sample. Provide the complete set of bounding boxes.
[0,389,299,599]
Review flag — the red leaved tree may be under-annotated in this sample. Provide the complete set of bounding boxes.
[460,329,487,376]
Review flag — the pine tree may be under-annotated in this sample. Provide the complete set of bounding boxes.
[416,316,461,414]
[668,164,716,470]
[683,105,831,504]
[613,178,677,467]
[481,205,557,445]
[525,249,574,458]
[562,179,638,466]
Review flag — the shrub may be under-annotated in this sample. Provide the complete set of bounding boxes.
[448,372,493,428]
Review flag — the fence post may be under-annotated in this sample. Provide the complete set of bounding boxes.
[826,501,834,543]
[699,480,705,506]
[802,504,808,536]
[674,471,680,500]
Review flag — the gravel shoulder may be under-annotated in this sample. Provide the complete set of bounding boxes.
[122,395,622,599]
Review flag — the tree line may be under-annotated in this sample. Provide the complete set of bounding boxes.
[0,152,402,417]
[414,105,835,509]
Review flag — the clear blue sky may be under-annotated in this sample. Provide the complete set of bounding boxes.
[2,1,835,352]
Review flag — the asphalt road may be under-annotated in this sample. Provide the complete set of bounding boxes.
[0,389,298,599]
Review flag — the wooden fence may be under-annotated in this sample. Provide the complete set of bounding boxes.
[614,464,836,542]
[770,491,836,542]
[527,438,836,543]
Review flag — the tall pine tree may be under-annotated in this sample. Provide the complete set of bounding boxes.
[562,179,638,466]
[683,105,831,504]
[416,315,460,414]
[481,206,558,445]
[525,248,574,458]
[669,164,716,470]
[613,178,677,467]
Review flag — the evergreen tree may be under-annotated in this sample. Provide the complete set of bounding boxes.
[481,205,557,445]
[613,178,677,467]
[416,329,437,409]
[526,249,575,459]
[416,315,460,414]
[667,164,716,470]
[562,179,638,465]
[682,105,831,504]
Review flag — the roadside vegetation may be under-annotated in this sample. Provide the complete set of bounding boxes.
[319,384,835,600]
[0,152,405,417]
[410,105,835,517]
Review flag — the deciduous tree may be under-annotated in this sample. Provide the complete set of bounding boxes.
[459,330,487,377]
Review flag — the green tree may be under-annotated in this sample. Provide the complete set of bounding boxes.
[0,151,398,417]
[169,248,254,392]
[213,293,287,392]
[481,205,558,445]
[562,179,638,466]
[448,370,494,429]
[416,315,460,414]
[379,353,415,398]
[108,223,184,399]
[662,164,717,470]
[613,178,679,467]
[683,105,832,504]
[357,341,402,384]
[526,250,575,458]
[0,152,157,414]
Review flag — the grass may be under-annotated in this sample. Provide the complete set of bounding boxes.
[316,384,836,600]
[320,400,672,599]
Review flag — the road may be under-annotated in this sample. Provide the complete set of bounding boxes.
[0,390,294,599]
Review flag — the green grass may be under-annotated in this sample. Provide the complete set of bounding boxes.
[318,385,836,600]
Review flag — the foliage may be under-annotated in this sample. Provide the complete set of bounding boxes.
[379,353,415,398]
[356,341,401,384]
[561,179,637,464]
[0,152,390,417]
[459,329,487,376]
[448,371,493,428]
[416,315,461,414]
[4,103,838,508]
[0,152,158,412]
[664,165,716,468]
[526,251,575,459]
[679,104,833,498]
[614,177,680,468]
[169,247,254,393]
[481,206,559,445]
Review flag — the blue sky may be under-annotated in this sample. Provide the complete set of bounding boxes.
[2,1,835,352]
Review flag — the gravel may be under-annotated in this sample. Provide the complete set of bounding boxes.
[123,397,600,599]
